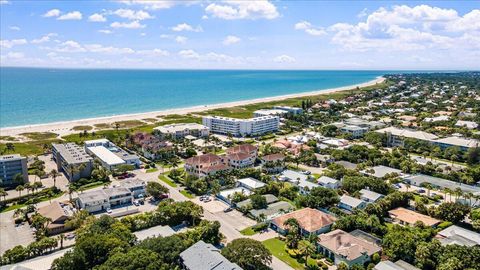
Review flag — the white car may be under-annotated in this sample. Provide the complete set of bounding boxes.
[106,208,112,214]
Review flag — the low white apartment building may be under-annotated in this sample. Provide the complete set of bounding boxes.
[84,139,140,170]
[202,115,279,137]
[77,187,133,213]
[153,123,209,139]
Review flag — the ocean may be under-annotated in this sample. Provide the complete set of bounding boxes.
[0,68,388,128]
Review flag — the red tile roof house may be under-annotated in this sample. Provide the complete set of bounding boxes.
[317,229,382,267]
[271,208,337,236]
[185,153,230,177]
[224,144,258,169]
[261,153,286,173]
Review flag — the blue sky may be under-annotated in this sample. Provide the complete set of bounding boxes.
[1,0,479,69]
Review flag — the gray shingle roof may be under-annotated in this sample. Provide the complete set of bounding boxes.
[180,241,242,270]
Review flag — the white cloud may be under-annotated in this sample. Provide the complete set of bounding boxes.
[223,35,241,45]
[327,5,480,52]
[137,48,170,56]
[0,39,27,49]
[118,0,178,10]
[31,33,57,44]
[98,29,113,34]
[43,9,61,18]
[0,0,10,5]
[171,23,203,32]
[53,40,138,55]
[57,11,82,20]
[175,36,188,44]
[178,49,200,59]
[110,20,145,29]
[4,52,25,59]
[273,54,296,63]
[294,21,326,36]
[56,40,86,52]
[113,9,154,20]
[89,13,107,22]
[205,0,279,20]
[9,26,20,31]
[84,44,135,54]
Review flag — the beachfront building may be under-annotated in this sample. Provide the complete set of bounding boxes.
[375,127,438,147]
[52,143,93,181]
[271,208,336,236]
[202,115,279,137]
[253,109,290,118]
[179,240,242,270]
[273,106,304,115]
[84,139,140,170]
[0,154,28,187]
[37,202,74,235]
[153,123,209,139]
[388,207,441,227]
[317,229,382,267]
[184,153,229,177]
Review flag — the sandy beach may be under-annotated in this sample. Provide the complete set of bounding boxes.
[0,76,385,140]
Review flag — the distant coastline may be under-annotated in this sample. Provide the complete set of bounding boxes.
[0,76,384,138]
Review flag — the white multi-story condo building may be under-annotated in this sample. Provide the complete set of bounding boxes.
[153,123,209,139]
[202,115,279,137]
[52,143,93,181]
[0,154,28,187]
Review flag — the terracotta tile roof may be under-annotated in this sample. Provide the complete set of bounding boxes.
[318,229,381,261]
[272,207,336,233]
[226,152,252,161]
[185,153,223,166]
[388,207,441,227]
[226,144,258,155]
[262,153,285,161]
[203,163,230,173]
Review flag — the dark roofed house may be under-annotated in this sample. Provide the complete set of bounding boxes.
[179,240,242,270]
[374,260,420,270]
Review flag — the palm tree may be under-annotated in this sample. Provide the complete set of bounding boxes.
[405,183,411,192]
[13,173,25,186]
[169,157,180,169]
[420,182,433,197]
[5,143,15,153]
[454,187,463,201]
[15,185,24,197]
[58,233,65,249]
[0,188,7,201]
[68,184,76,201]
[298,240,315,265]
[24,183,32,195]
[66,164,80,182]
[49,169,61,188]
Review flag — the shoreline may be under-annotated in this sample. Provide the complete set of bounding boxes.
[0,76,385,138]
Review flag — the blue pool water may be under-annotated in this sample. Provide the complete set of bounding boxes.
[0,68,389,128]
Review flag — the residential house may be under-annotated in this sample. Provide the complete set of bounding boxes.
[184,153,229,177]
[435,225,480,247]
[361,165,403,178]
[131,133,174,160]
[37,202,73,235]
[217,187,252,205]
[77,187,134,213]
[318,176,341,189]
[317,229,382,267]
[338,195,367,212]
[236,177,265,191]
[455,120,478,130]
[388,207,441,227]
[179,240,242,270]
[271,208,336,236]
[279,170,318,194]
[261,153,285,173]
[360,189,384,203]
[374,260,420,270]
[224,144,258,169]
[120,178,146,198]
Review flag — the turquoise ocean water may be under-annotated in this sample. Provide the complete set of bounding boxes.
[1,68,389,128]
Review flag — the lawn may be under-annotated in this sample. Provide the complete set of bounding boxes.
[263,238,305,270]
[1,191,65,213]
[146,168,159,173]
[180,189,195,199]
[71,125,93,131]
[158,174,177,187]
[240,226,257,236]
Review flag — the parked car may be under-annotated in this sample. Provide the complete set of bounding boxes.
[133,200,140,206]
[223,207,233,213]
[106,208,113,214]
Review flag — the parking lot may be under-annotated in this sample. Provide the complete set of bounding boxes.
[0,211,35,254]
[195,197,256,231]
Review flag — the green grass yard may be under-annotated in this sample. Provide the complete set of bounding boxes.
[158,174,177,187]
[180,189,195,199]
[263,238,305,270]
[240,226,257,236]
